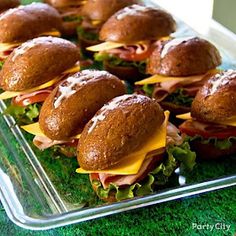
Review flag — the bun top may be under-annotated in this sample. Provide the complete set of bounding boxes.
[147,37,222,76]
[44,0,85,8]
[191,70,236,123]
[0,3,62,43]
[81,0,138,22]
[78,94,164,170]
[39,69,126,140]
[0,0,20,13]
[0,36,80,91]
[99,4,176,44]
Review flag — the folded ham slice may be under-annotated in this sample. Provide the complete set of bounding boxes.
[33,135,69,150]
[153,72,215,102]
[98,122,183,189]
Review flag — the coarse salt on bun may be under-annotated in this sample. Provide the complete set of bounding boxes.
[77,94,164,170]
[147,37,222,76]
[191,69,236,123]
[39,70,126,140]
[0,36,80,91]
[99,4,176,44]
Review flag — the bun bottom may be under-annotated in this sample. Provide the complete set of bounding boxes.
[104,61,146,83]
[190,140,236,160]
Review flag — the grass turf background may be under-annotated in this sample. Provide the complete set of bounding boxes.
[0,0,234,235]
[0,186,235,236]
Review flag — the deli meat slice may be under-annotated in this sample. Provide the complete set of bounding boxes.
[33,135,68,150]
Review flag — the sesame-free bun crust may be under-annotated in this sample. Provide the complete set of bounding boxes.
[0,37,80,91]
[81,0,138,22]
[0,3,62,43]
[78,94,164,170]
[0,0,19,13]
[191,70,236,123]
[99,5,176,44]
[147,37,221,76]
[39,70,126,140]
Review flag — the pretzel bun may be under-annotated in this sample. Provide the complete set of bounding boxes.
[77,94,164,170]
[0,3,62,43]
[39,70,126,140]
[147,37,221,76]
[0,37,80,91]
[99,4,176,44]
[191,70,236,123]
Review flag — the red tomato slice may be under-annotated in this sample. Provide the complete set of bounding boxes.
[179,120,236,139]
[12,90,52,107]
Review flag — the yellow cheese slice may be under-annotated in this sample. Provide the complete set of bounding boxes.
[176,112,191,120]
[0,42,21,53]
[62,65,80,74]
[0,64,80,100]
[135,74,203,85]
[0,76,60,100]
[176,112,236,127]
[86,42,125,52]
[21,122,81,139]
[39,30,61,37]
[135,69,220,86]
[76,111,169,175]
[91,20,101,26]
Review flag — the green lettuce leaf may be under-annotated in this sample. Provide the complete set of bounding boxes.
[93,141,196,201]
[142,84,154,97]
[77,26,99,41]
[164,88,194,107]
[186,135,236,150]
[63,15,82,23]
[94,52,146,74]
[0,61,3,69]
[4,103,41,125]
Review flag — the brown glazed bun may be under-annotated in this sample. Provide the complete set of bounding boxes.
[147,37,222,76]
[39,70,126,140]
[191,70,236,123]
[0,0,19,13]
[0,3,62,43]
[78,94,164,170]
[99,4,176,44]
[81,0,138,23]
[0,36,80,91]
[44,0,85,8]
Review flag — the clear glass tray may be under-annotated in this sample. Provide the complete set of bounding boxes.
[0,0,236,230]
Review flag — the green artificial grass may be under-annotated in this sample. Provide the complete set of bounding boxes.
[0,186,235,235]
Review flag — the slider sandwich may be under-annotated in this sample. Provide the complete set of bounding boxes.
[77,94,196,202]
[135,37,222,114]
[21,69,126,154]
[0,36,80,124]
[87,4,176,81]
[177,70,236,159]
[44,0,87,36]
[78,0,138,55]
[0,0,19,13]
[0,3,62,62]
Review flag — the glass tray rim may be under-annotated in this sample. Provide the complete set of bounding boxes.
[0,1,236,230]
